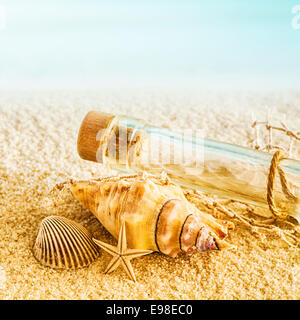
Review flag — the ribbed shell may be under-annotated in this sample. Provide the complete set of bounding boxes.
[33,216,100,269]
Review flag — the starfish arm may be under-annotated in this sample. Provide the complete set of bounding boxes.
[121,257,136,282]
[94,220,152,282]
[123,249,153,259]
[104,255,121,274]
[117,221,127,254]
[93,238,118,255]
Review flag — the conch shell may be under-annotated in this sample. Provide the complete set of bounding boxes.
[71,174,231,258]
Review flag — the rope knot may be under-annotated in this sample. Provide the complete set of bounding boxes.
[267,150,297,219]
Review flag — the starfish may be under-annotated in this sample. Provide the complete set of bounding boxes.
[93,220,153,282]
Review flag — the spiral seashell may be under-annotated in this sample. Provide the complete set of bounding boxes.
[71,174,231,258]
[33,216,100,269]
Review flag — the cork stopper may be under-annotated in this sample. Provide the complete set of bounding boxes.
[77,111,115,162]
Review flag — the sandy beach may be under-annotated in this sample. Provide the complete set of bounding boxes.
[0,89,299,299]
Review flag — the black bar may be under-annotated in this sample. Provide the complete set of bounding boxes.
[0,300,297,318]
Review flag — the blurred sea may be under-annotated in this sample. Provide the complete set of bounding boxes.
[0,0,299,89]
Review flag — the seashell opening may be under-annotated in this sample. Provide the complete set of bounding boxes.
[33,216,100,269]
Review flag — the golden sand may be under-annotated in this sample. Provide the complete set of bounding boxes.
[0,89,299,299]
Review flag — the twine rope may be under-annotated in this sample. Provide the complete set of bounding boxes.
[267,150,297,219]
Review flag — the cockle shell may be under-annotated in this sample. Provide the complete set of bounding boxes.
[33,216,100,269]
[71,174,231,258]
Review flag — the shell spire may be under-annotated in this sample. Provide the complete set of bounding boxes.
[71,174,231,258]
